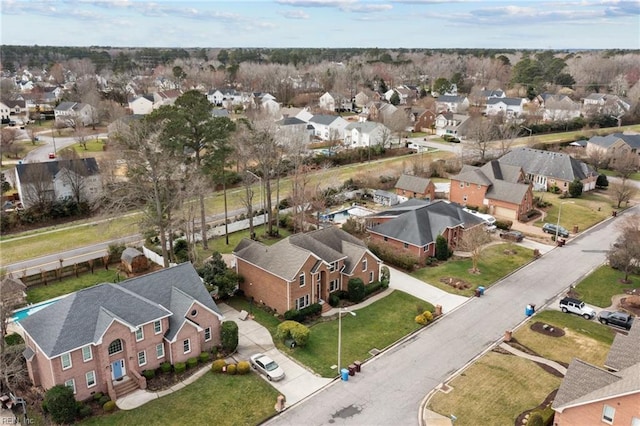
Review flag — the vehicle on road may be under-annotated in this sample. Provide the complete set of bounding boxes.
[598,310,634,330]
[542,223,570,238]
[559,297,596,319]
[48,152,56,159]
[250,353,285,381]
[499,230,524,242]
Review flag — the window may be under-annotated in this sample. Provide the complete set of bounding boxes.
[299,273,305,287]
[383,236,388,242]
[403,243,409,249]
[602,405,615,424]
[463,195,468,202]
[183,339,191,354]
[82,346,92,362]
[61,353,72,370]
[135,327,144,342]
[632,417,640,426]
[459,182,464,188]
[329,279,339,292]
[205,327,212,342]
[295,295,310,310]
[138,351,147,366]
[362,259,367,271]
[65,379,76,394]
[423,246,428,252]
[154,320,162,334]
[86,371,96,388]
[465,182,470,187]
[369,271,374,283]
[156,343,164,359]
[108,339,123,355]
[329,262,336,272]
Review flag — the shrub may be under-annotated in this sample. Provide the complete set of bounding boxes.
[381,266,390,284]
[108,243,126,261]
[98,395,110,406]
[347,278,365,303]
[495,220,513,230]
[142,369,155,380]
[276,320,310,348]
[103,400,117,413]
[528,412,544,426]
[596,174,609,188]
[368,242,419,271]
[329,293,340,307]
[568,178,583,198]
[415,310,434,326]
[186,357,199,369]
[4,333,24,346]
[211,359,227,373]
[226,363,237,375]
[284,309,302,322]
[44,385,78,424]
[285,303,321,322]
[93,392,104,401]
[435,235,451,261]
[160,362,172,373]
[364,281,385,296]
[221,321,239,353]
[174,362,186,374]
[198,352,211,363]
[237,361,251,375]
[77,403,92,418]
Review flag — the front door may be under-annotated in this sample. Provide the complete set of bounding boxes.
[111,359,125,380]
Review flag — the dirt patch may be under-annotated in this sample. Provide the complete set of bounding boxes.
[440,277,472,290]
[514,389,558,426]
[530,321,565,338]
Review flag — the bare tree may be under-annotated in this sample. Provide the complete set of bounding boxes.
[611,151,637,181]
[495,122,521,156]
[0,128,20,166]
[465,115,497,161]
[20,163,55,211]
[610,180,637,209]
[0,276,29,393]
[457,225,492,274]
[58,159,90,205]
[608,215,640,282]
[74,126,91,150]
[587,148,609,172]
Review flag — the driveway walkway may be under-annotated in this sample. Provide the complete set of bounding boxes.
[388,267,468,314]
[219,303,332,407]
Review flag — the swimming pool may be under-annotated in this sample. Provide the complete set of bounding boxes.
[321,206,376,224]
[11,300,59,322]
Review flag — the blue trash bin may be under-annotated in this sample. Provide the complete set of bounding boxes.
[478,286,485,296]
[525,305,534,316]
[341,368,349,381]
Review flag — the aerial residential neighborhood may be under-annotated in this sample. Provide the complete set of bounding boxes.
[1,2,640,426]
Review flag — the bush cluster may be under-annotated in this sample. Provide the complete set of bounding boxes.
[495,220,513,230]
[198,352,211,363]
[368,242,419,271]
[328,293,340,307]
[160,362,172,373]
[364,280,389,296]
[347,278,365,303]
[284,303,321,322]
[221,321,239,353]
[174,362,186,374]
[276,320,310,347]
[43,385,77,424]
[211,359,227,373]
[415,310,434,326]
[142,369,155,380]
[237,361,251,375]
[4,333,24,346]
[186,357,198,369]
[103,400,117,412]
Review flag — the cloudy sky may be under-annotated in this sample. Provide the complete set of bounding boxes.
[1,0,639,49]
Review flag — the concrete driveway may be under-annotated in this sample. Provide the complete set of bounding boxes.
[218,303,332,407]
[388,267,468,314]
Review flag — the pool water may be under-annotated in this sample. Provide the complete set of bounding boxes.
[11,300,58,322]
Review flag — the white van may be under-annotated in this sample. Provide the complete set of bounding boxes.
[463,208,496,226]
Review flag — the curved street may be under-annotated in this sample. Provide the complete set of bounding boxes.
[265,206,627,426]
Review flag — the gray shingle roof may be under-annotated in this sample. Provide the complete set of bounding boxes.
[395,174,432,194]
[437,95,466,103]
[487,97,524,106]
[369,200,484,247]
[276,116,306,126]
[604,321,640,371]
[234,238,314,282]
[309,115,340,125]
[20,263,220,357]
[588,132,640,150]
[16,158,100,184]
[552,359,622,410]
[344,121,384,134]
[121,247,144,263]
[499,147,596,181]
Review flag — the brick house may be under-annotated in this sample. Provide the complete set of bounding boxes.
[552,322,640,425]
[233,227,382,314]
[366,199,485,261]
[18,263,222,402]
[498,147,598,193]
[395,174,436,201]
[585,133,640,169]
[449,160,533,221]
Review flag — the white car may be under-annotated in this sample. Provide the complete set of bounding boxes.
[250,353,285,381]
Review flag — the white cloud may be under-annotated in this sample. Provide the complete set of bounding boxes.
[281,10,311,18]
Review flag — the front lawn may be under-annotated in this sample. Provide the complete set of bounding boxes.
[571,265,640,308]
[27,268,119,304]
[196,224,292,258]
[411,244,534,296]
[427,307,614,426]
[80,372,279,426]
[70,139,106,153]
[225,296,282,335]
[285,290,428,377]
[534,192,612,232]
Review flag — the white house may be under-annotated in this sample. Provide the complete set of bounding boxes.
[308,115,349,141]
[485,97,528,118]
[343,121,390,148]
[434,112,470,138]
[0,102,10,121]
[275,116,311,143]
[128,95,154,115]
[54,102,96,127]
[541,95,581,122]
[15,158,103,209]
[435,96,469,113]
[319,92,337,112]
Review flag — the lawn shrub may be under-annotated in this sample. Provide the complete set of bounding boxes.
[198,352,211,363]
[103,400,116,412]
[211,359,226,373]
[93,392,103,401]
[368,242,419,271]
[284,303,321,322]
[237,361,251,375]
[415,310,434,326]
[227,363,237,375]
[187,357,199,369]
[98,395,110,406]
[435,235,451,261]
[276,320,310,347]
[43,385,77,424]
[221,321,239,352]
[77,403,92,419]
[348,278,365,303]
[329,293,340,307]
[528,412,544,426]
[4,333,24,346]
[596,174,609,188]
[174,362,186,374]
[160,361,172,373]
[495,220,513,230]
[142,369,155,380]
[364,281,385,296]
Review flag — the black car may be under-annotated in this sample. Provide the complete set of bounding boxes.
[499,230,524,242]
[598,310,634,330]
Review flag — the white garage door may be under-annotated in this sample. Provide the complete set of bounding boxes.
[493,206,516,220]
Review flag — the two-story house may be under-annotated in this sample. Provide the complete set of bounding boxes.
[366,199,485,261]
[434,112,470,139]
[585,133,640,168]
[435,95,469,113]
[498,147,597,193]
[19,263,223,402]
[233,227,382,314]
[485,97,528,119]
[449,160,534,221]
[128,95,155,115]
[343,121,390,148]
[394,174,436,201]
[308,114,349,141]
[54,102,96,127]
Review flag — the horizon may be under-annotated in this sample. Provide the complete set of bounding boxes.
[1,0,639,50]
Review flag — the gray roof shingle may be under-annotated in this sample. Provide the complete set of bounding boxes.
[16,158,100,184]
[395,174,432,194]
[499,147,596,182]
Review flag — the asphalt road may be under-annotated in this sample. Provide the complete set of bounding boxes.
[266,206,629,426]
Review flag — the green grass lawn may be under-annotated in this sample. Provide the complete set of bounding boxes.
[26,268,119,304]
[428,306,616,426]
[198,224,292,257]
[80,372,279,426]
[411,244,534,296]
[284,290,428,377]
[572,265,640,308]
[70,139,106,153]
[533,192,613,232]
[225,296,282,335]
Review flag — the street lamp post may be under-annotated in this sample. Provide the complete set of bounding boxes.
[337,307,356,376]
[556,201,574,242]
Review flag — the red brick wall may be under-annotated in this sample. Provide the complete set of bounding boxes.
[170,322,201,365]
[449,179,489,207]
[348,252,381,284]
[369,232,433,260]
[554,393,640,426]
